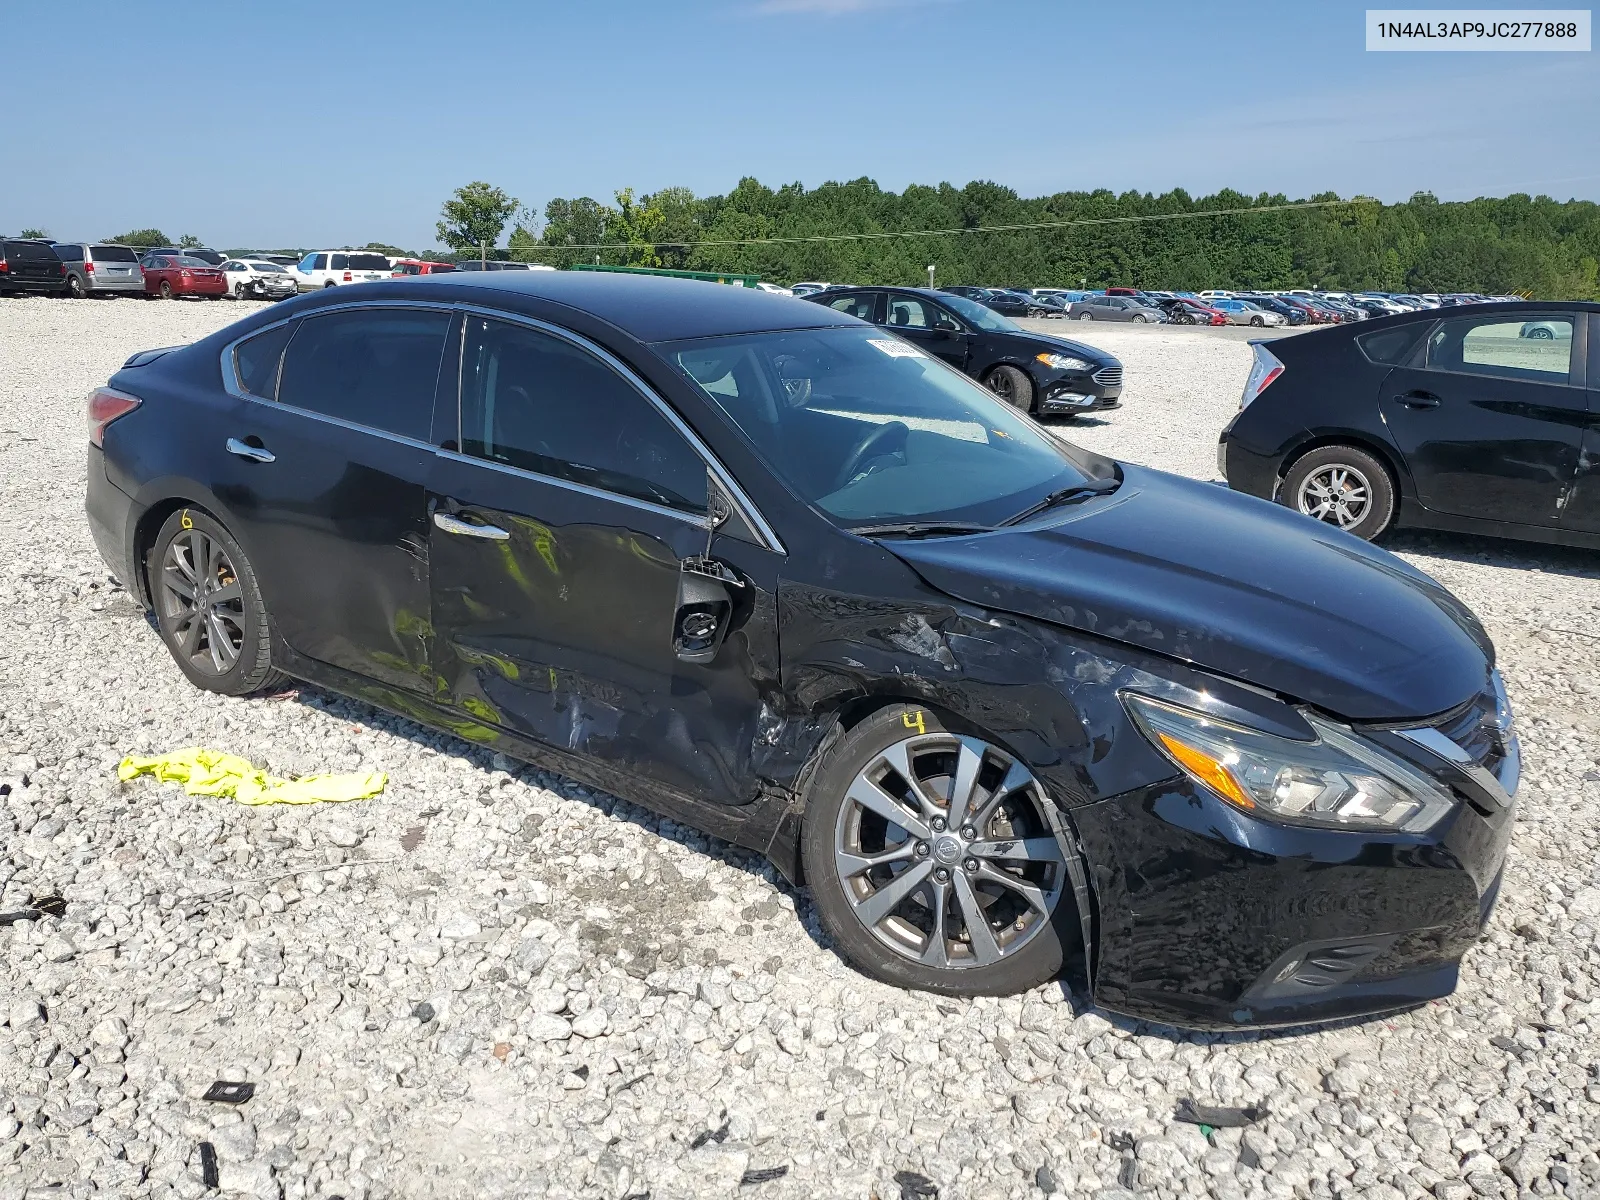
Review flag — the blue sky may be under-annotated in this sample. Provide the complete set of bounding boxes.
[2,0,1595,250]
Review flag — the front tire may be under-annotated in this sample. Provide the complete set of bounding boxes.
[233,282,248,300]
[983,364,1034,413]
[1250,316,1264,327]
[1132,313,1148,323]
[1279,445,1396,541]
[148,509,285,695]
[800,705,1074,996]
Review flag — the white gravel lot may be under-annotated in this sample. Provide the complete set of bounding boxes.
[1,297,1597,1200]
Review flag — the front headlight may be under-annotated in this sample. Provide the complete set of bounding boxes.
[1123,693,1457,833]
[1036,352,1092,371]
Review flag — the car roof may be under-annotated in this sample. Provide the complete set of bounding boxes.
[401,271,858,341]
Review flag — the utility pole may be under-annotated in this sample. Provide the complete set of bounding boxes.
[927,264,936,289]
[480,240,488,269]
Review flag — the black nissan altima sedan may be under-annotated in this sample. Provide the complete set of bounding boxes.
[1220,301,1599,546]
[806,285,1123,417]
[85,272,1519,1029]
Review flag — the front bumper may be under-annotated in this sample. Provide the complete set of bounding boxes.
[1072,739,1516,1029]
[1039,365,1123,414]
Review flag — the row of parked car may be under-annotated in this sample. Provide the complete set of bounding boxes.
[0,237,555,301]
[787,279,1523,328]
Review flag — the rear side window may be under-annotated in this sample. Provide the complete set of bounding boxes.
[1359,327,1422,368]
[1426,316,1574,384]
[54,244,85,261]
[233,320,298,399]
[90,244,139,263]
[277,308,452,440]
[330,254,348,270]
[827,294,877,321]
[459,316,707,513]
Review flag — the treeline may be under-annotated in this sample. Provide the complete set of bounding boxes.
[500,179,1600,298]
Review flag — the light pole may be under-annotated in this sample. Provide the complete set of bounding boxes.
[927,264,936,289]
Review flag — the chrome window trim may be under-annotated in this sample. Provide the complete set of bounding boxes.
[219,299,786,556]
[434,447,710,530]
[455,303,786,556]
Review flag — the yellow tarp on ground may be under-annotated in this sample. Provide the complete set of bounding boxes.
[116,747,386,807]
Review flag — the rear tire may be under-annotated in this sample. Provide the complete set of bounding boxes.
[1076,311,1093,321]
[67,275,86,298]
[158,280,173,300]
[323,280,337,289]
[1279,445,1396,541]
[148,508,286,696]
[800,705,1075,996]
[983,364,1034,413]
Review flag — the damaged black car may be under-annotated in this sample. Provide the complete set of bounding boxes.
[84,272,1518,1029]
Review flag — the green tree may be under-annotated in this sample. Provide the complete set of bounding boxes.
[19,228,48,239]
[437,181,519,253]
[106,228,169,248]
[176,234,204,249]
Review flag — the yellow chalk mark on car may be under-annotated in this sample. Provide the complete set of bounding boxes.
[902,710,927,735]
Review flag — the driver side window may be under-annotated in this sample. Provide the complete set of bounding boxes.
[459,317,708,514]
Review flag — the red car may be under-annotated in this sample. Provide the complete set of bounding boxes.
[140,253,226,300]
[390,259,457,276]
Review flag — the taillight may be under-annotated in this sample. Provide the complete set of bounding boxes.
[180,270,191,278]
[1239,344,1285,409]
[60,263,67,275]
[0,258,8,273]
[343,270,352,282]
[87,386,142,447]
[85,260,95,273]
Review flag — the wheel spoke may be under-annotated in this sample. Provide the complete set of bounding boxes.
[970,759,1031,832]
[210,580,242,606]
[846,773,932,840]
[878,740,942,823]
[206,612,230,671]
[951,871,1002,966]
[918,878,952,967]
[169,538,198,583]
[944,737,986,831]
[975,861,1052,914]
[176,613,203,658]
[853,859,934,929]
[968,835,1063,864]
[835,839,919,880]
[163,573,196,601]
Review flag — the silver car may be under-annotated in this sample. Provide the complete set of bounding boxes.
[1211,299,1286,327]
[1067,295,1167,323]
[52,243,145,297]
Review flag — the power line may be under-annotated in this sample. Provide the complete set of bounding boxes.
[532,197,1378,252]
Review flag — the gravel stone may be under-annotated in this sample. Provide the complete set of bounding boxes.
[1,307,1598,1198]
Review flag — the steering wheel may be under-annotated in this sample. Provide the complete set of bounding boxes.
[834,421,910,492]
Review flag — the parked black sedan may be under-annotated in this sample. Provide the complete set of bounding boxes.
[1220,302,1598,546]
[87,273,1516,1028]
[806,285,1122,416]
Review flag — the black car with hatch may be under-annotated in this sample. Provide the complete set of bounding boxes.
[0,236,68,296]
[1220,301,1599,548]
[86,272,1517,1029]
[805,285,1122,416]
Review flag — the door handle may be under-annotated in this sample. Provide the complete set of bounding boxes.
[225,437,275,462]
[433,511,510,541]
[1397,391,1441,409]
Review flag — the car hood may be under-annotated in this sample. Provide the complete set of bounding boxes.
[1010,330,1119,366]
[886,464,1492,722]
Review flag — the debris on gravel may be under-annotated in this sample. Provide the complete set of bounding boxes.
[1,301,1597,1198]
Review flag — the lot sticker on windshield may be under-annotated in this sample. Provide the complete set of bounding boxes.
[866,338,926,359]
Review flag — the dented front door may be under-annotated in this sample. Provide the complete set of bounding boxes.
[425,454,781,807]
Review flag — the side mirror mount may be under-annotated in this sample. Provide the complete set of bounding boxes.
[673,470,744,665]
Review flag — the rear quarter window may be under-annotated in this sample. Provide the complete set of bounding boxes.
[1356,323,1430,365]
[233,321,298,399]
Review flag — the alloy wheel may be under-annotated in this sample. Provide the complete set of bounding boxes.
[832,733,1065,969]
[159,528,246,674]
[1296,463,1372,529]
[985,373,1014,402]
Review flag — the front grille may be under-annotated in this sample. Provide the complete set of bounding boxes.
[1092,366,1123,387]
[1432,688,1507,777]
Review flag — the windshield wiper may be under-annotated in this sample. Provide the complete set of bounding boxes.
[849,521,994,539]
[998,477,1120,527]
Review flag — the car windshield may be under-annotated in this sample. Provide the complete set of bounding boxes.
[939,292,1019,332]
[661,326,1098,527]
[174,256,211,268]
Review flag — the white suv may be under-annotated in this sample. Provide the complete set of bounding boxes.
[293,250,393,291]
